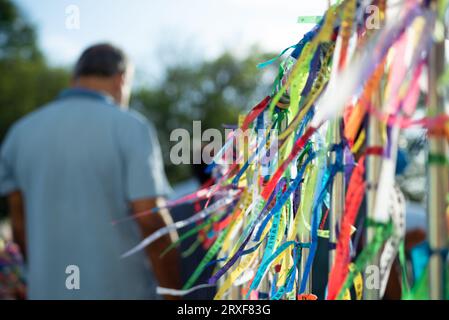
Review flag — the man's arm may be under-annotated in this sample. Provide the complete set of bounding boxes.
[8,191,27,261]
[131,197,181,300]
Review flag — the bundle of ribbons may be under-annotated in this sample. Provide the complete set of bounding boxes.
[123,0,449,300]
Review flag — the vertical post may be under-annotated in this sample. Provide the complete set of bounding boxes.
[299,233,313,294]
[427,0,448,300]
[259,108,282,299]
[328,0,346,285]
[364,94,383,300]
[363,0,386,301]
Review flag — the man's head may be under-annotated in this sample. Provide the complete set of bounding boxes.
[72,43,134,108]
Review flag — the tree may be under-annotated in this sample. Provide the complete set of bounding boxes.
[0,0,42,61]
[0,0,70,141]
[131,49,276,183]
[0,0,70,218]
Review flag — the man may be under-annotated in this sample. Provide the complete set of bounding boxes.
[0,43,181,299]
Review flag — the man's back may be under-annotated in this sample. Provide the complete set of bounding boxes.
[0,88,171,299]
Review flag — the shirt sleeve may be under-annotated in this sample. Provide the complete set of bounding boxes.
[119,114,172,201]
[0,129,19,195]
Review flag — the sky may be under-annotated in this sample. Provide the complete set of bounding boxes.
[15,0,329,84]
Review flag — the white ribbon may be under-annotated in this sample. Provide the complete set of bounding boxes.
[121,193,238,258]
[156,283,215,297]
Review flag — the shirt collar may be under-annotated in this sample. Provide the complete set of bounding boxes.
[58,87,115,105]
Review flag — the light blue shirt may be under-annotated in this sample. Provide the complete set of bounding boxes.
[0,88,171,299]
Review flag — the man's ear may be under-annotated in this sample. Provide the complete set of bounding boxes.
[120,72,127,86]
[113,72,126,90]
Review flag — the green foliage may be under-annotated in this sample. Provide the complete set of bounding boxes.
[0,0,70,141]
[0,60,70,139]
[131,50,276,183]
[0,0,279,188]
[0,0,70,218]
[0,0,42,62]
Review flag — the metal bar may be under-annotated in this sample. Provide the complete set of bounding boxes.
[427,0,448,300]
[329,119,344,271]
[363,0,386,301]
[364,101,383,300]
[328,0,347,290]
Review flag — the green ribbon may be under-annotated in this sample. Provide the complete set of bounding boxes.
[336,221,393,300]
[428,153,449,166]
[182,227,231,290]
[404,262,449,299]
[257,45,298,69]
[181,239,201,258]
[160,213,222,257]
[297,16,323,24]
[399,240,411,299]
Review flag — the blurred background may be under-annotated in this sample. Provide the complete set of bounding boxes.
[0,0,431,299]
[0,0,329,298]
[0,0,428,237]
[0,0,330,198]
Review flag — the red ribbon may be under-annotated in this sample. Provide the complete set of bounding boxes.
[241,96,271,131]
[327,153,367,300]
[261,126,317,200]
